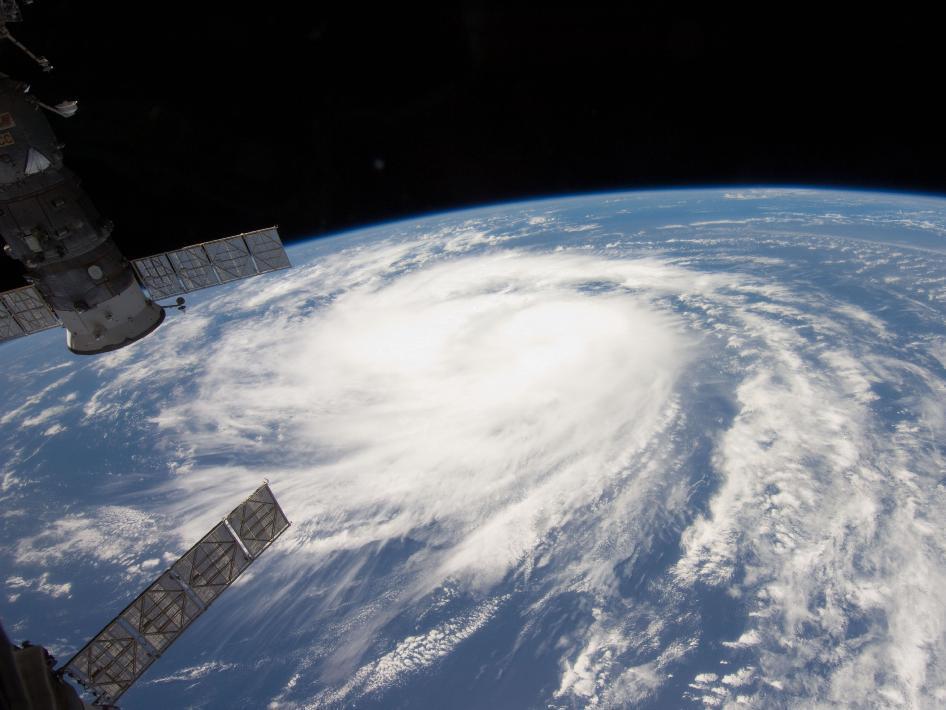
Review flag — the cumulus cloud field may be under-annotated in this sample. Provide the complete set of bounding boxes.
[2,190,946,708]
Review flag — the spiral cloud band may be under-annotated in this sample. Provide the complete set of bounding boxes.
[3,189,946,708]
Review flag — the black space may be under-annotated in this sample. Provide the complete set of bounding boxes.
[2,3,943,290]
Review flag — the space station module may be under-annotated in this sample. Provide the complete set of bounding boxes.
[0,75,166,354]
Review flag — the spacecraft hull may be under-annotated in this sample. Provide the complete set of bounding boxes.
[0,76,165,352]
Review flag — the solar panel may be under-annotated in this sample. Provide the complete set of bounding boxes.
[132,254,184,300]
[62,483,290,706]
[172,520,252,605]
[244,228,291,273]
[0,286,59,342]
[204,236,256,283]
[132,227,290,300]
[62,614,156,704]
[167,245,219,292]
[0,299,26,342]
[226,483,291,557]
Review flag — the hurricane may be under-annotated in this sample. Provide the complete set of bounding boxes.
[3,188,946,708]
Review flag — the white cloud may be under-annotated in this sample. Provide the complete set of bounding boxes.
[722,189,813,200]
[14,213,945,707]
[1,471,22,493]
[15,505,166,569]
[147,660,237,684]
[315,596,507,705]
[143,251,703,600]
[6,573,72,598]
[0,373,74,427]
[77,245,715,703]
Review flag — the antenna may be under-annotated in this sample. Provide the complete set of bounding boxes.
[0,1,53,71]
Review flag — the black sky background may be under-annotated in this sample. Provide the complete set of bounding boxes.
[1,3,943,290]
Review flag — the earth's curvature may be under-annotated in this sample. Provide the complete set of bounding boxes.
[2,188,946,708]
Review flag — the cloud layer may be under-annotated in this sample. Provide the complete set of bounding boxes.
[4,191,946,708]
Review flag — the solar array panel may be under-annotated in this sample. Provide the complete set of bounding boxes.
[168,246,219,292]
[63,483,290,705]
[0,285,60,343]
[245,229,292,272]
[132,227,289,300]
[0,299,25,341]
[131,253,181,300]
[204,237,255,283]
[226,483,291,557]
